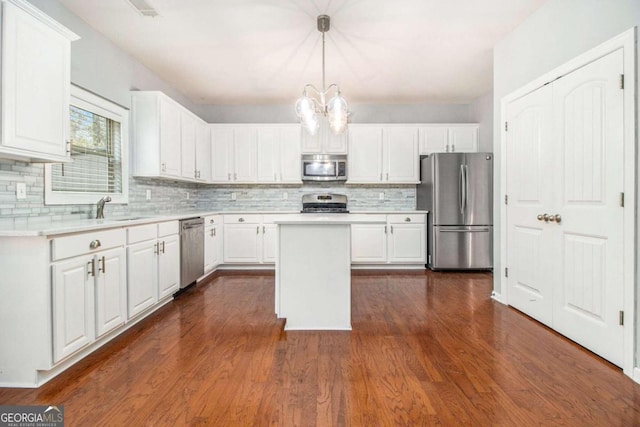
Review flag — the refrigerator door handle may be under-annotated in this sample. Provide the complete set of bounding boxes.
[464,164,469,218]
[440,228,490,233]
[459,164,466,217]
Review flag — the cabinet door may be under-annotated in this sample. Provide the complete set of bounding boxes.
[348,126,383,183]
[388,224,426,263]
[351,224,387,263]
[384,127,419,183]
[419,126,449,154]
[204,225,221,272]
[449,126,478,152]
[233,127,257,182]
[256,127,280,183]
[224,224,260,263]
[180,112,197,180]
[323,123,348,154]
[1,2,71,160]
[95,247,126,338]
[261,223,278,263]
[195,122,211,182]
[52,254,95,362]
[127,240,158,318]
[159,97,182,177]
[211,126,232,182]
[300,125,321,154]
[280,126,302,183]
[158,234,180,299]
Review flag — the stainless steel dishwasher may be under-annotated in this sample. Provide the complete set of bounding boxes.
[179,217,204,289]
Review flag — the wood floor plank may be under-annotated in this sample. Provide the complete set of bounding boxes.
[1,270,639,426]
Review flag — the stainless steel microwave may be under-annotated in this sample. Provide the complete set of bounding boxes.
[301,154,347,181]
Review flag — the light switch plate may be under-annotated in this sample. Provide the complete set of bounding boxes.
[231,192,237,201]
[16,183,26,199]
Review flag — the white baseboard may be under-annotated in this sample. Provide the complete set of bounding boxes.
[490,291,507,305]
[633,367,640,385]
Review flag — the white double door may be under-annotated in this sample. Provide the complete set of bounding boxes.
[506,49,625,366]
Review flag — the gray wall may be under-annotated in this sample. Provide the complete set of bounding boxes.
[492,0,640,366]
[469,91,493,152]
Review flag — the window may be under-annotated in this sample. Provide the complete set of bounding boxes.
[45,85,129,205]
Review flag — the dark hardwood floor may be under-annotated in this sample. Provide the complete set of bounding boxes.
[2,270,640,426]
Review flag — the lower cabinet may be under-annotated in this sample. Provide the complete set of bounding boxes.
[222,214,279,264]
[51,231,127,363]
[204,215,223,273]
[351,214,426,265]
[127,221,180,318]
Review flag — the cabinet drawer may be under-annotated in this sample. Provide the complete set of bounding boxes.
[127,223,157,244]
[204,215,221,227]
[158,221,178,237]
[223,214,262,224]
[51,228,126,261]
[387,214,425,224]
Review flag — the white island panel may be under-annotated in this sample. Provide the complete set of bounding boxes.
[276,223,351,330]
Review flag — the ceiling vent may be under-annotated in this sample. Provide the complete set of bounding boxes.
[126,0,159,17]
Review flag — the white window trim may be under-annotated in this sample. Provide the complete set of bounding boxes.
[45,85,129,205]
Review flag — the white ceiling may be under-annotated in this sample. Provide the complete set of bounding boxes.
[58,0,548,105]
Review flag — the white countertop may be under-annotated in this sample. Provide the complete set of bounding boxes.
[0,210,428,237]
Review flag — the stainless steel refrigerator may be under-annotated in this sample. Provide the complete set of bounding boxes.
[417,153,493,270]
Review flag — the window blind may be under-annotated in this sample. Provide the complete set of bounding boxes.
[51,105,123,193]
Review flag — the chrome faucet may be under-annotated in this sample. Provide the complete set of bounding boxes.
[96,196,112,219]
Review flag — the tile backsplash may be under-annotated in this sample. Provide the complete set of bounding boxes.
[0,158,416,225]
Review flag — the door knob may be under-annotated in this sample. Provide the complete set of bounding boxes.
[553,214,562,223]
[548,214,556,222]
[537,214,543,221]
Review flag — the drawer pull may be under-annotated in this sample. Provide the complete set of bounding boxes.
[89,239,101,250]
[210,219,215,224]
[238,218,245,222]
[405,217,411,222]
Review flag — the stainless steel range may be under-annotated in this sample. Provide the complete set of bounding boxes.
[301,193,349,213]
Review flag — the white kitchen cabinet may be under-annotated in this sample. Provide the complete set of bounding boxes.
[211,125,233,182]
[132,92,183,179]
[223,214,278,264]
[223,215,261,263]
[195,122,212,182]
[387,215,426,263]
[351,214,426,265]
[280,126,302,183]
[348,125,419,184]
[301,121,347,154]
[127,221,180,318]
[0,0,79,163]
[257,127,280,183]
[419,124,479,154]
[51,230,126,362]
[180,110,197,180]
[351,224,387,263]
[204,215,223,273]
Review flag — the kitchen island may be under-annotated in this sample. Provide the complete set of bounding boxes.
[274,215,386,330]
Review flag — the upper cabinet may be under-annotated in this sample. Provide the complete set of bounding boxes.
[301,121,348,154]
[210,124,301,184]
[348,125,419,184]
[0,0,79,162]
[131,91,211,182]
[419,124,478,154]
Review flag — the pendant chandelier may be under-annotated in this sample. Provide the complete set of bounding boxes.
[295,15,349,136]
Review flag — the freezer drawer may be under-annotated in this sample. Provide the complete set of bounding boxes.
[429,226,492,270]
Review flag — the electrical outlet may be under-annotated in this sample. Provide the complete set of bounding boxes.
[379,192,385,200]
[231,192,237,201]
[283,192,288,200]
[16,183,26,200]
[146,190,151,200]
[185,192,190,200]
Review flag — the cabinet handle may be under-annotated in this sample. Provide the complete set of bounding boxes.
[445,144,449,152]
[405,217,411,222]
[66,140,71,154]
[99,256,106,273]
[162,163,166,172]
[161,241,166,254]
[263,226,265,234]
[87,259,96,277]
[390,225,394,234]
[384,225,387,234]
[256,226,259,234]
[452,144,455,152]
[154,243,158,254]
[89,239,101,250]
[238,217,245,222]
[211,229,215,237]
[386,172,389,181]
[214,228,216,236]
